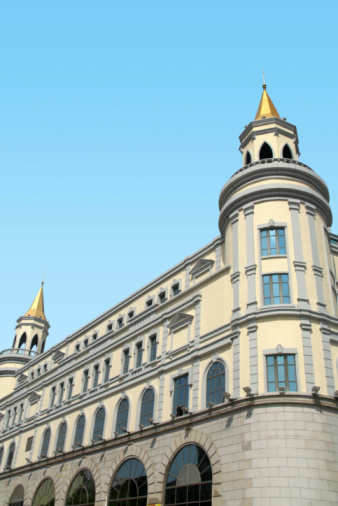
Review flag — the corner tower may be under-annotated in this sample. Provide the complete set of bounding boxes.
[218,84,337,397]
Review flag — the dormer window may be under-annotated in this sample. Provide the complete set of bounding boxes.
[282,144,293,159]
[172,283,180,297]
[259,142,273,160]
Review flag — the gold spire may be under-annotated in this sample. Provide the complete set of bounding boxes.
[255,82,280,120]
[24,283,46,320]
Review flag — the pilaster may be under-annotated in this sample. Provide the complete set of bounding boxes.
[288,200,310,309]
[306,205,328,313]
[244,204,257,314]
[230,212,241,321]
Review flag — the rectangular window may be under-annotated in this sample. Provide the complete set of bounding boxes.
[263,274,290,305]
[75,344,80,352]
[37,368,41,376]
[107,323,113,331]
[159,291,166,304]
[128,311,134,319]
[83,370,89,392]
[104,358,110,383]
[25,436,33,452]
[261,228,286,256]
[123,349,129,374]
[173,375,189,416]
[18,403,24,422]
[93,364,100,388]
[92,333,97,341]
[136,343,143,369]
[67,378,74,400]
[12,407,17,426]
[146,299,153,307]
[50,387,56,407]
[44,364,48,372]
[58,382,65,404]
[172,283,180,296]
[117,317,123,329]
[84,339,88,348]
[266,355,297,392]
[149,335,157,362]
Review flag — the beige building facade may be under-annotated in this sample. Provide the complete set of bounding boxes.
[0,86,338,505]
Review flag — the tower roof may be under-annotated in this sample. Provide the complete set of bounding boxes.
[24,284,46,320]
[255,84,280,120]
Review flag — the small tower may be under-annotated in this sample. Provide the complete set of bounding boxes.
[14,283,50,354]
[239,83,300,165]
[0,284,50,400]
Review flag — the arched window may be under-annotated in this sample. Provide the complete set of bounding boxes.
[92,408,105,442]
[206,361,225,406]
[5,442,15,469]
[12,335,17,348]
[115,398,129,435]
[18,333,26,349]
[165,444,212,505]
[245,151,252,164]
[108,458,147,505]
[40,428,51,458]
[66,469,95,505]
[9,485,24,506]
[41,339,46,353]
[282,144,293,159]
[32,478,55,506]
[55,422,67,454]
[30,334,39,352]
[140,389,155,427]
[74,415,85,448]
[259,142,273,160]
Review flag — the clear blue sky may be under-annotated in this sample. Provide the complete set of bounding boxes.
[0,2,337,349]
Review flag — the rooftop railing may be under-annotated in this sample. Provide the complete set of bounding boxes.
[0,348,38,357]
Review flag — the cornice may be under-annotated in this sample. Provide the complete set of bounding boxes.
[239,117,298,144]
[0,393,336,480]
[219,182,332,233]
[219,160,330,211]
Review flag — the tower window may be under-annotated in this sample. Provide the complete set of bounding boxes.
[263,274,290,305]
[282,144,293,159]
[245,151,252,164]
[267,354,297,392]
[259,142,273,160]
[261,228,286,256]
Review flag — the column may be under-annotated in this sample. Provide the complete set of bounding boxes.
[230,212,241,321]
[244,204,257,314]
[306,204,327,313]
[289,200,310,309]
[247,320,258,393]
[300,317,315,390]
[320,321,335,395]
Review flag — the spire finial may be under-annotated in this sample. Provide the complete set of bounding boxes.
[42,271,46,286]
[262,68,266,90]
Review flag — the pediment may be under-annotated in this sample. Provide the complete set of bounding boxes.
[17,373,27,384]
[28,391,41,404]
[168,312,193,332]
[190,259,214,278]
[52,350,65,363]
